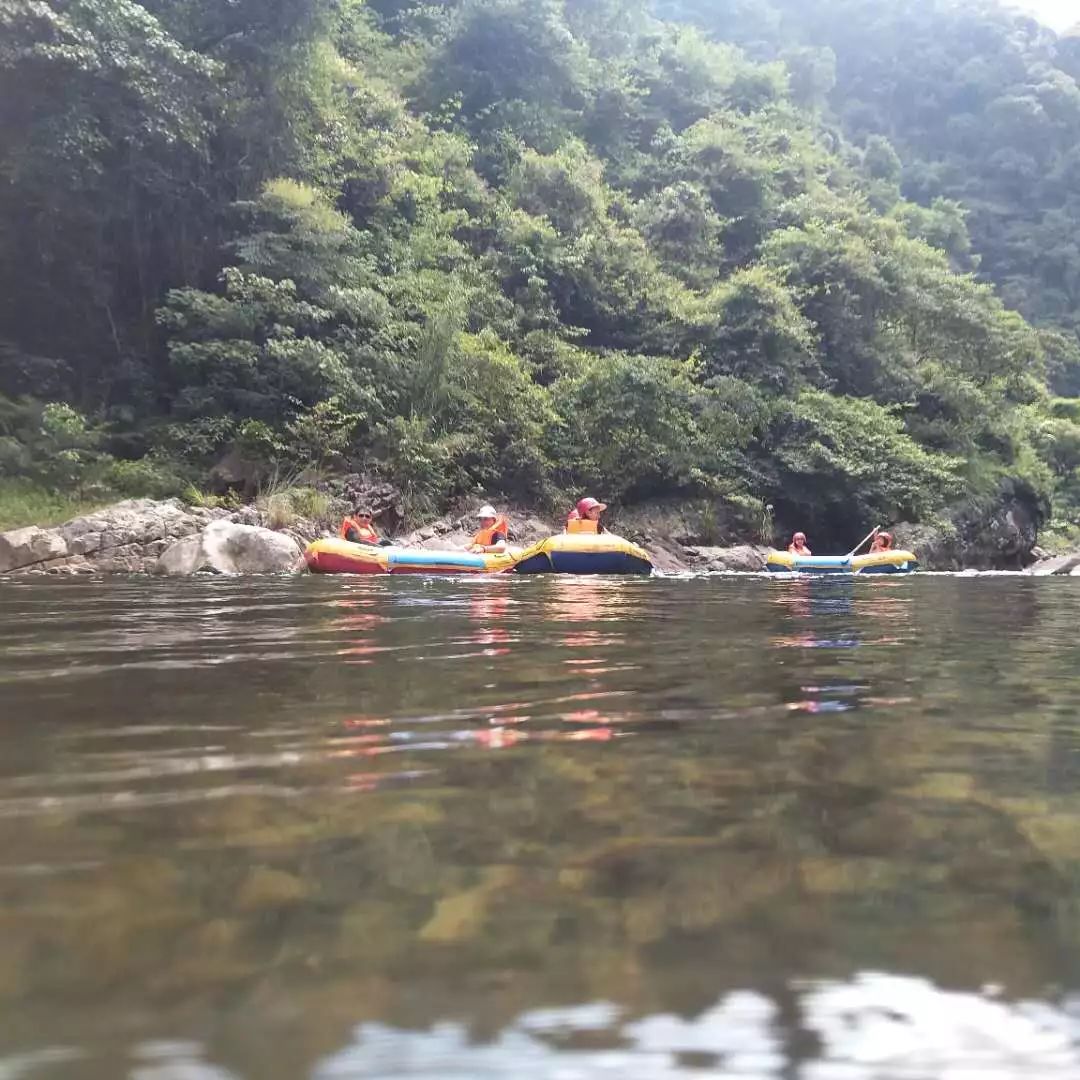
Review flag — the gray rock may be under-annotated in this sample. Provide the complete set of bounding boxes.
[66,531,102,557]
[689,544,769,573]
[1027,553,1080,576]
[155,535,205,577]
[0,526,69,573]
[156,521,301,577]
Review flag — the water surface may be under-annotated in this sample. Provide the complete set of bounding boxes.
[2,574,1080,1077]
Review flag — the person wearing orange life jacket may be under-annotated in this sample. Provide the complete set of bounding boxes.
[340,508,386,546]
[788,531,811,556]
[565,497,607,535]
[869,531,893,554]
[468,505,510,553]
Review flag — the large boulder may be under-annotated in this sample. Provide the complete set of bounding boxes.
[156,520,301,577]
[895,483,1042,570]
[1027,553,1080,576]
[687,545,769,573]
[0,526,68,573]
[58,498,220,557]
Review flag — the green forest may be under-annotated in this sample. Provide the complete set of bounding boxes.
[2,0,1080,547]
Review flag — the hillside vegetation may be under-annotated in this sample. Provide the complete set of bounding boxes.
[2,0,1079,546]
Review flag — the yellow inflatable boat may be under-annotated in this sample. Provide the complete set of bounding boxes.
[766,549,918,575]
[512,531,652,575]
[304,538,516,575]
[304,532,653,576]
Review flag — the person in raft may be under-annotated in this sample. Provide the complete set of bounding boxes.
[788,531,811,555]
[341,507,390,546]
[566,497,607,534]
[469,505,510,554]
[869,530,894,554]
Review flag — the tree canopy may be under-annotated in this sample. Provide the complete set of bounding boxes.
[1,0,1079,545]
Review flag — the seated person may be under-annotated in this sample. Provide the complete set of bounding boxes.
[469,505,509,553]
[340,508,388,546]
[788,531,811,555]
[869,530,894,553]
[566,497,607,534]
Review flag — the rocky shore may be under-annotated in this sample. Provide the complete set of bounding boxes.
[0,495,1077,577]
[0,496,777,577]
[0,499,312,577]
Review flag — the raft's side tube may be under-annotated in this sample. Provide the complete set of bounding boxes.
[305,538,389,574]
[851,550,919,574]
[513,532,652,575]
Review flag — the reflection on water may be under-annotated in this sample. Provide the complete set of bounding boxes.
[1,575,1080,1077]
[314,976,1080,1079]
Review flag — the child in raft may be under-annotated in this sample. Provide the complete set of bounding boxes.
[869,531,894,553]
[788,531,811,555]
[468,505,510,554]
[566,497,607,534]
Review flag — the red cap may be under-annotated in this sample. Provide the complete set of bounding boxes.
[577,497,607,516]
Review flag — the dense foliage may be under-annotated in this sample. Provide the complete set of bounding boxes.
[1,0,1079,543]
[664,0,1080,383]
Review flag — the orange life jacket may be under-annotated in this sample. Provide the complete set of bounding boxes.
[341,517,380,544]
[472,517,509,548]
[566,517,599,535]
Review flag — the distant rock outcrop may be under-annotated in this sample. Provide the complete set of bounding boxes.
[0,499,291,576]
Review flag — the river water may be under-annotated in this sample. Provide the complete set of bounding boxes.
[2,574,1080,1078]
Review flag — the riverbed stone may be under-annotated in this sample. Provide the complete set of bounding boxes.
[235,866,310,911]
[0,525,69,573]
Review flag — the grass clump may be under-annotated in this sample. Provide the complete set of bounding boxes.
[256,478,333,530]
[0,479,111,532]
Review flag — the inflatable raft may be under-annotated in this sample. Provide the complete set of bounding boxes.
[304,532,653,576]
[766,549,918,575]
[304,538,516,575]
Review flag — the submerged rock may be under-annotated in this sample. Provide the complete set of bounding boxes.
[156,521,301,577]
[234,866,310,911]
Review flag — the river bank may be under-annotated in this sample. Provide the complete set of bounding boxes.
[0,495,1076,577]
[0,496,777,577]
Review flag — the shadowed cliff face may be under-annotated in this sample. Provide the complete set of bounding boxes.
[1,574,1080,1076]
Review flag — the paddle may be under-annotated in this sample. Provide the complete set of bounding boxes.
[846,525,881,559]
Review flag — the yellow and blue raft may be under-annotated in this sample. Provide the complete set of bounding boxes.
[766,549,918,575]
[304,531,653,576]
[303,538,516,575]
[512,531,652,575]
